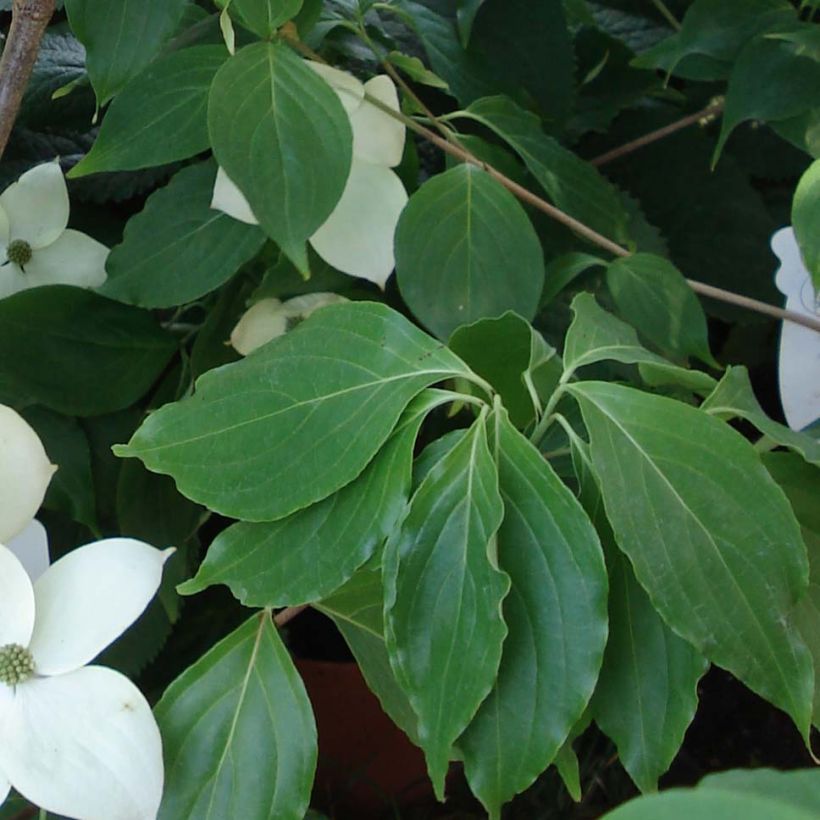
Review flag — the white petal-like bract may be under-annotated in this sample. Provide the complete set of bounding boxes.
[773,227,820,431]
[230,298,289,355]
[0,405,57,543]
[0,665,164,820]
[0,544,35,648]
[306,61,365,114]
[0,771,10,808]
[28,539,174,675]
[211,167,260,225]
[7,519,50,581]
[350,76,405,168]
[23,229,108,290]
[310,159,407,288]
[0,161,69,250]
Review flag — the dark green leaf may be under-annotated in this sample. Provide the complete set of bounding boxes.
[395,164,545,340]
[117,302,475,521]
[384,412,508,798]
[103,162,266,308]
[156,613,316,820]
[702,366,820,466]
[65,0,188,104]
[70,46,228,176]
[606,253,718,367]
[456,0,487,47]
[568,381,813,741]
[207,42,351,272]
[458,410,608,818]
[232,0,304,37]
[0,287,176,417]
[459,96,631,245]
[793,159,820,289]
[180,390,450,605]
[541,252,606,306]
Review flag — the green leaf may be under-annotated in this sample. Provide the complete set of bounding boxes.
[117,302,475,521]
[456,0,487,47]
[567,381,814,740]
[156,613,316,820]
[700,765,820,814]
[384,412,508,798]
[563,292,717,392]
[606,253,718,368]
[316,568,420,744]
[207,42,352,272]
[65,0,188,105]
[541,252,606,306]
[20,406,97,530]
[385,51,449,90]
[180,390,450,605]
[0,286,176,417]
[394,164,545,340]
[714,34,820,164]
[793,159,820,289]
[449,312,560,427]
[232,0,304,37]
[593,552,708,792]
[69,46,228,176]
[702,366,820,466]
[103,162,266,308]
[457,410,608,819]
[458,96,631,245]
[762,452,820,726]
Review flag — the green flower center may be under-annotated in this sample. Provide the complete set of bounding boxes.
[0,643,35,685]
[6,239,33,269]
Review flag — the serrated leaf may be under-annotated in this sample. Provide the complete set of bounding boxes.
[232,0,304,37]
[316,569,420,744]
[563,292,717,391]
[0,286,176,417]
[117,302,475,522]
[70,46,228,176]
[606,253,718,367]
[593,552,708,792]
[103,161,266,308]
[155,613,316,820]
[207,42,351,272]
[568,381,814,741]
[384,412,508,798]
[702,366,820,466]
[65,0,188,105]
[458,96,631,245]
[395,164,544,340]
[793,159,820,289]
[181,390,450,606]
[457,410,608,819]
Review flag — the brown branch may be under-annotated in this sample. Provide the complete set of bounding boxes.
[591,99,725,167]
[274,604,309,627]
[0,0,56,159]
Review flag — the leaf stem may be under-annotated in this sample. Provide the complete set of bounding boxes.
[274,605,308,627]
[650,0,682,30]
[0,0,56,158]
[279,33,820,336]
[590,98,725,167]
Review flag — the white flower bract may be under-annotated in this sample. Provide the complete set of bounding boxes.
[211,67,408,289]
[0,161,109,301]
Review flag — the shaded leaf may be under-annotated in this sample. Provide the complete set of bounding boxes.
[793,159,820,289]
[232,0,304,37]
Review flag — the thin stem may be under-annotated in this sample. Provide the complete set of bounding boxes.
[0,0,56,158]
[274,605,308,627]
[651,0,682,30]
[591,99,725,167]
[280,33,820,335]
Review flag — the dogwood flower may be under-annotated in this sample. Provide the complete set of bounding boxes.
[772,227,820,431]
[0,405,170,819]
[212,65,408,289]
[230,292,349,355]
[0,161,109,300]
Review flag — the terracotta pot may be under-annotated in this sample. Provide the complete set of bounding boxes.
[296,658,433,816]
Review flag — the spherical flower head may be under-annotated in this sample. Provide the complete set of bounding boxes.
[0,537,174,819]
[211,67,408,289]
[0,161,109,301]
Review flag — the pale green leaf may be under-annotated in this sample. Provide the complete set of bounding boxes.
[702,366,820,466]
[793,159,820,290]
[458,410,608,819]
[395,164,544,340]
[207,42,351,272]
[384,412,508,798]
[156,613,316,820]
[568,381,814,740]
[116,302,475,522]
